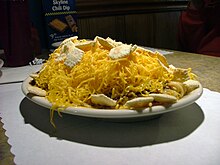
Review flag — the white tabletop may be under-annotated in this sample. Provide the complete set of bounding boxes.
[0,65,42,84]
[0,64,220,165]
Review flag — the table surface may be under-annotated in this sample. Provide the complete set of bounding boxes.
[0,50,220,165]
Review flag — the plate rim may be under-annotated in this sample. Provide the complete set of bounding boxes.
[0,59,4,68]
[51,41,62,48]
[22,77,203,119]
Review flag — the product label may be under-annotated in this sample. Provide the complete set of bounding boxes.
[42,0,78,49]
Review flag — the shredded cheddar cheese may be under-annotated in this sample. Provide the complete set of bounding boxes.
[34,37,196,110]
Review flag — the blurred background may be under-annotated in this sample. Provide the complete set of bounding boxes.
[29,0,188,50]
[0,0,189,66]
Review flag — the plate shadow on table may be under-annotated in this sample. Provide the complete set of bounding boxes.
[20,98,204,148]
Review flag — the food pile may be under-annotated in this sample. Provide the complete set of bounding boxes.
[28,36,200,110]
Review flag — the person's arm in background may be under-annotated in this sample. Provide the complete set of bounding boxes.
[178,0,206,53]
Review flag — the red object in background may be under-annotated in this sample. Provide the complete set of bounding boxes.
[0,0,34,67]
[31,24,42,56]
[178,1,220,57]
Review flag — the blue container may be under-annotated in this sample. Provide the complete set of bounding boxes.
[42,0,78,49]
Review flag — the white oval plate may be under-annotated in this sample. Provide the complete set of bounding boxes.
[22,77,203,119]
[51,41,62,48]
[0,59,4,69]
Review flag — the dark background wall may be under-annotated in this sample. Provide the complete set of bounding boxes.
[28,0,188,50]
[28,0,47,49]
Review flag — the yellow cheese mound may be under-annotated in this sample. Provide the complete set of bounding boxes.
[35,37,195,109]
